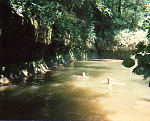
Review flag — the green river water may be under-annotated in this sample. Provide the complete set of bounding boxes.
[0,59,150,121]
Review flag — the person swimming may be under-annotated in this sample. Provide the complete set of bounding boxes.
[107,77,113,84]
[82,72,86,77]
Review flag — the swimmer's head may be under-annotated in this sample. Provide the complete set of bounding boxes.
[82,72,86,77]
[108,77,113,83]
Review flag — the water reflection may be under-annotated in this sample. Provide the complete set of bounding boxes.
[0,60,150,121]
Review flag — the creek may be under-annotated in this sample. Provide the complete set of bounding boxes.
[0,59,150,120]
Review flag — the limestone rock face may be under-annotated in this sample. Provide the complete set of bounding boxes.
[0,75,10,86]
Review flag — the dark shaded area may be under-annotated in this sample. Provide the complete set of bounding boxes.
[1,1,46,66]
[92,2,116,56]
[0,1,49,77]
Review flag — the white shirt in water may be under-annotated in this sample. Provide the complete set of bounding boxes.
[82,72,86,77]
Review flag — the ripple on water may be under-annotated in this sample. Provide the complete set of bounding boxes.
[50,83,63,87]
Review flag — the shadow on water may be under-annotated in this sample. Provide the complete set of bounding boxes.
[0,80,112,120]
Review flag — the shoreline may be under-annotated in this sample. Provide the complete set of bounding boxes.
[0,59,75,86]
[88,58,123,63]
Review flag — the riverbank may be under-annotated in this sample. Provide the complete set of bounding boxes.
[88,58,123,63]
[0,57,77,86]
[0,60,49,86]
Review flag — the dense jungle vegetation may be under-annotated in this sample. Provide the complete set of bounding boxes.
[0,0,150,79]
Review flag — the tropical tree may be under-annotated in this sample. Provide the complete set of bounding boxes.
[2,0,150,62]
[93,0,149,56]
[122,0,150,80]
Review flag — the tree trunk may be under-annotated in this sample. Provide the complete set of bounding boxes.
[112,0,115,12]
[132,0,140,29]
[134,0,140,12]
[118,0,121,17]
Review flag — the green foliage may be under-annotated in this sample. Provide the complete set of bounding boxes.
[114,29,148,51]
[143,54,150,64]
[94,0,149,56]
[135,42,146,53]
[96,1,113,17]
[122,58,135,68]
[123,41,150,79]
[122,20,150,79]
[8,0,149,58]
[147,29,150,40]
